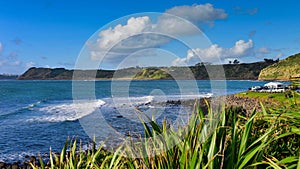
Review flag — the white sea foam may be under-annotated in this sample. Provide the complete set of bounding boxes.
[151,93,213,102]
[28,100,105,122]
[110,95,154,107]
[109,93,211,107]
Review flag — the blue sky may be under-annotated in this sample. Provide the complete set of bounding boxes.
[0,0,300,74]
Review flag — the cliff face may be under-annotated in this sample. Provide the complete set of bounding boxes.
[259,53,300,80]
[18,61,275,80]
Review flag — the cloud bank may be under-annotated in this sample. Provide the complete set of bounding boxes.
[165,3,227,25]
[172,39,254,65]
[90,3,228,66]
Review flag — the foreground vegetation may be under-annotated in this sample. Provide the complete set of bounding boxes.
[236,90,300,112]
[30,99,300,169]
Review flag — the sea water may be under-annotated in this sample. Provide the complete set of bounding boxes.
[0,80,267,162]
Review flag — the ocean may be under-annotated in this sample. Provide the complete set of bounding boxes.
[0,80,268,162]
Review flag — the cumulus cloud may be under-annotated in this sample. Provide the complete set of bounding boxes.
[91,15,191,62]
[229,39,253,56]
[90,3,228,65]
[97,16,152,50]
[165,3,227,25]
[156,14,200,35]
[172,39,253,65]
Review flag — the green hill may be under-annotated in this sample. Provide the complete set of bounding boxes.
[258,53,300,80]
[18,61,275,80]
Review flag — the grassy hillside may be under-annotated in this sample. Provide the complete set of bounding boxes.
[134,61,275,80]
[259,53,300,80]
[134,67,172,80]
[18,61,275,80]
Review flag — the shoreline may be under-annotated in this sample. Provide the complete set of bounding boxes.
[0,93,278,167]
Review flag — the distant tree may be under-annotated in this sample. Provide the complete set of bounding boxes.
[195,62,203,67]
[233,59,240,64]
[229,60,232,64]
[195,62,212,66]
[264,58,279,63]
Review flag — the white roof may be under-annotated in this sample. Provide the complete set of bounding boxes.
[264,82,284,86]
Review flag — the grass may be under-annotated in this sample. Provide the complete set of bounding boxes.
[30,100,300,169]
[236,90,300,110]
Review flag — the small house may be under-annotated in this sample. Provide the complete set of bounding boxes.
[263,82,287,92]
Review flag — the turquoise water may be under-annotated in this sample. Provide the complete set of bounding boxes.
[0,80,268,162]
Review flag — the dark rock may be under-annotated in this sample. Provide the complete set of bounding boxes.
[11,163,18,169]
[0,162,6,168]
[21,162,31,169]
[5,163,11,169]
[166,100,181,105]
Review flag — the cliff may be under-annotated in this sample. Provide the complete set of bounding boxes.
[258,53,300,80]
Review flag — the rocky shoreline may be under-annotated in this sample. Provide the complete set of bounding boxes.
[0,94,274,168]
[166,94,275,116]
[0,155,37,169]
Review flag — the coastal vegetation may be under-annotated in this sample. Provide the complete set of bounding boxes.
[17,60,276,80]
[27,99,300,169]
[236,90,300,106]
[259,53,300,80]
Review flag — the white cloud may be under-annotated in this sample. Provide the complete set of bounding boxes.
[257,47,270,54]
[26,62,35,68]
[229,39,253,56]
[96,3,228,50]
[172,39,253,65]
[165,3,227,25]
[97,16,152,50]
[91,15,188,62]
[156,14,199,35]
[91,4,228,67]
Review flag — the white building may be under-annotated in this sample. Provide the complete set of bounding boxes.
[263,82,287,92]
